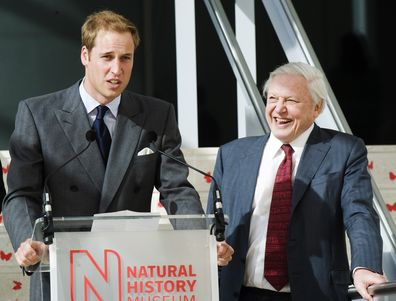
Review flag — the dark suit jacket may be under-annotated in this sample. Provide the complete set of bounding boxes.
[0,174,5,212]
[2,81,204,301]
[208,124,382,301]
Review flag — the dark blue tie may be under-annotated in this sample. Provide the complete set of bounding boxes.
[92,105,111,165]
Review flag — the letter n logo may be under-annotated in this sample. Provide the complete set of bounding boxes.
[70,249,122,301]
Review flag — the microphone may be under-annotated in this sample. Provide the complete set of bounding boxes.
[146,131,226,242]
[42,130,96,245]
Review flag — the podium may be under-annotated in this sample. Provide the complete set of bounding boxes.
[30,213,220,301]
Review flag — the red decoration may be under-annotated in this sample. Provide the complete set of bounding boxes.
[390,172,396,181]
[368,161,374,170]
[2,164,9,174]
[386,203,396,211]
[12,281,22,290]
[157,200,163,208]
[204,172,212,184]
[0,250,12,261]
[0,215,3,224]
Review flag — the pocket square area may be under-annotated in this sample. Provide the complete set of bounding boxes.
[137,147,154,156]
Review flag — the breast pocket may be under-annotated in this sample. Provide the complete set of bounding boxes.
[134,152,158,164]
[305,172,343,212]
[310,172,343,199]
[311,172,342,186]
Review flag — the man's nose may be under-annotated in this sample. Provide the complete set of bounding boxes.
[111,60,122,75]
[274,99,287,112]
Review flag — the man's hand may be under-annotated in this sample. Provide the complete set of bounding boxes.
[353,268,387,301]
[217,241,234,266]
[15,239,47,267]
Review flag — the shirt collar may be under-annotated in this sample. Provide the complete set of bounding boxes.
[267,123,315,157]
[79,78,120,117]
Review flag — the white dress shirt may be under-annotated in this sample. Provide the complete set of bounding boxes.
[243,124,314,292]
[79,79,120,137]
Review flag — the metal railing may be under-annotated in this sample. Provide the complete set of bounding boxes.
[349,281,396,300]
[203,0,270,134]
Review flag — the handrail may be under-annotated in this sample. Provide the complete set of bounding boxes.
[203,0,270,134]
[349,281,396,300]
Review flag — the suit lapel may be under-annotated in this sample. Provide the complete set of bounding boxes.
[291,125,330,212]
[99,94,144,212]
[238,136,269,213]
[54,82,105,192]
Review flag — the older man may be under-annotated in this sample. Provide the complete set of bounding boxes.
[208,62,385,301]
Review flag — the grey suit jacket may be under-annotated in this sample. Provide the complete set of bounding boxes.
[3,81,203,301]
[208,124,382,301]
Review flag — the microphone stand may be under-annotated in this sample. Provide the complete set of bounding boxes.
[150,143,227,242]
[42,190,54,245]
[211,181,226,242]
[41,130,96,245]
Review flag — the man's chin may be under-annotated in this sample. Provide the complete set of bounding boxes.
[104,89,122,100]
[271,131,292,143]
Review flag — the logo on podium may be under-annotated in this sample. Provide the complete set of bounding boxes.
[70,249,122,301]
[70,249,199,301]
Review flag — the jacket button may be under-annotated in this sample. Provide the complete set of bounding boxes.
[70,185,78,192]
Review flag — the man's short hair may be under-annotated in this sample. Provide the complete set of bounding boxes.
[81,10,140,52]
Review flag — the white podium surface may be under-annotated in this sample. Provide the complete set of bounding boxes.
[47,217,218,301]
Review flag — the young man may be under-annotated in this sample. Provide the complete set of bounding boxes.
[3,10,232,301]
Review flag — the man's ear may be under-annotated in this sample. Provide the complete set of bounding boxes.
[81,46,89,66]
[312,99,324,120]
[316,99,324,114]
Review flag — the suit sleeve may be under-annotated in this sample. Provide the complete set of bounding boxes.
[155,103,204,215]
[342,137,383,274]
[2,100,44,251]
